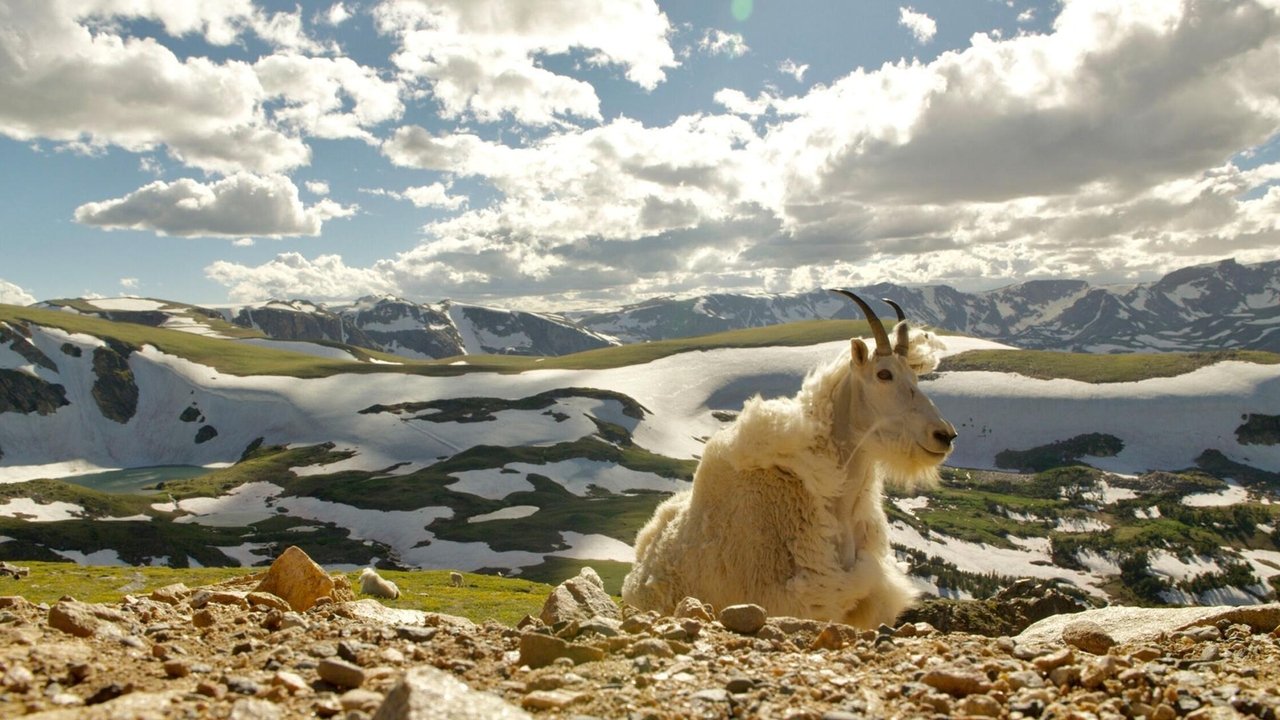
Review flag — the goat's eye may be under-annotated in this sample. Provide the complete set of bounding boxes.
[876,369,893,381]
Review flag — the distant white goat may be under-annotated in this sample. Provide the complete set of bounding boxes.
[359,567,400,599]
[622,291,956,629]
[449,571,464,588]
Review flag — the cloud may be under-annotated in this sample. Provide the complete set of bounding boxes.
[0,2,312,174]
[373,0,677,124]
[74,174,357,238]
[305,181,331,196]
[233,237,256,247]
[898,7,937,44]
[254,54,404,141]
[323,3,353,26]
[119,277,139,289]
[779,59,809,82]
[0,279,37,306]
[205,253,400,302]
[362,183,468,210]
[699,29,749,58]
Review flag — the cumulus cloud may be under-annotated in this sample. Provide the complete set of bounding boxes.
[305,181,331,196]
[898,7,937,44]
[205,253,400,302]
[373,0,677,124]
[363,183,468,210]
[0,2,310,174]
[323,3,353,27]
[0,279,37,306]
[346,0,1280,305]
[254,54,403,141]
[699,29,749,58]
[74,174,357,238]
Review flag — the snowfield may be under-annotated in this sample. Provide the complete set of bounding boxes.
[3,320,1279,597]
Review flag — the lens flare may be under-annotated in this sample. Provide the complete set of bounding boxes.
[731,0,753,22]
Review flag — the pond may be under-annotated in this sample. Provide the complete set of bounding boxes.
[62,465,211,494]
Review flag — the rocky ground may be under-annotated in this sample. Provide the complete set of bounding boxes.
[1,550,1279,720]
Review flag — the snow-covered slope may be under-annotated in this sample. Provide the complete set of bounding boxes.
[2,316,1278,603]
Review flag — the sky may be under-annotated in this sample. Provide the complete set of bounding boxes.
[1,0,1279,311]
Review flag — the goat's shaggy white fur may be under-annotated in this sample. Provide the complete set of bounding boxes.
[449,571,464,588]
[359,567,400,599]
[622,325,952,628]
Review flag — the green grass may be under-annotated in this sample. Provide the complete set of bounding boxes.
[0,563,555,626]
[1,304,879,378]
[938,348,1280,383]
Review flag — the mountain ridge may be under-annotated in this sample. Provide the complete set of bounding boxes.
[25,257,1280,357]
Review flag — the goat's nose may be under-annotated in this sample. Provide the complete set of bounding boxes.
[934,428,958,447]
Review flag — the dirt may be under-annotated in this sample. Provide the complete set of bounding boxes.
[2,574,1279,719]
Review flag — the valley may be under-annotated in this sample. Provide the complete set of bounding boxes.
[2,300,1279,612]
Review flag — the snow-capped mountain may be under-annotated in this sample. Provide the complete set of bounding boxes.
[575,258,1280,352]
[229,296,618,359]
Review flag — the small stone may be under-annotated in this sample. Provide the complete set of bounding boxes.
[247,591,292,612]
[192,608,217,629]
[519,633,569,669]
[692,688,730,703]
[3,665,35,691]
[1062,619,1116,655]
[197,680,226,698]
[673,597,714,623]
[521,689,584,710]
[273,670,310,695]
[725,676,756,694]
[719,604,767,635]
[340,688,385,711]
[955,694,1002,717]
[224,675,262,696]
[921,668,990,697]
[626,638,675,659]
[149,583,190,606]
[372,665,532,719]
[163,660,191,678]
[229,697,282,720]
[1081,655,1119,689]
[810,625,844,651]
[318,657,366,689]
[47,600,125,638]
[1032,647,1074,672]
[1005,670,1044,690]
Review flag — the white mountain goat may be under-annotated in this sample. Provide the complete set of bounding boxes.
[621,291,956,629]
[359,567,400,599]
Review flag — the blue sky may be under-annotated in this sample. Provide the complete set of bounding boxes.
[1,0,1278,310]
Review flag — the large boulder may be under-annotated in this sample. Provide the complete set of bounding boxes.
[1018,603,1280,646]
[373,666,532,720]
[253,546,344,612]
[539,567,619,626]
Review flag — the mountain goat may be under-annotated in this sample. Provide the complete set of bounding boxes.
[621,291,956,629]
[359,567,400,599]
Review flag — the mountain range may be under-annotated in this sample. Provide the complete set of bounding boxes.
[32,258,1280,358]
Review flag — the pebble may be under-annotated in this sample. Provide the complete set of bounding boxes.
[317,657,366,689]
[921,668,991,697]
[522,689,584,710]
[719,604,768,635]
[1061,619,1116,655]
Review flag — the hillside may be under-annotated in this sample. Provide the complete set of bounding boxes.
[24,258,1280,358]
[2,306,1280,608]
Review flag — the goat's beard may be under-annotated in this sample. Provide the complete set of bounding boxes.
[873,432,947,493]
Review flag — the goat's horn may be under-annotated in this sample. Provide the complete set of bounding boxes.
[882,298,910,358]
[830,289,890,356]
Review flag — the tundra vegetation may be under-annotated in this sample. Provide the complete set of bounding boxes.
[1,303,1279,610]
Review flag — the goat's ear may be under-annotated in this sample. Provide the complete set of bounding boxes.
[850,338,870,367]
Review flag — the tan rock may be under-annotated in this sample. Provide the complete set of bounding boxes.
[372,666,532,719]
[47,600,126,639]
[1018,603,1280,646]
[254,545,336,612]
[539,567,620,625]
[673,596,714,623]
[921,668,991,697]
[719,604,767,635]
[1061,619,1116,655]
[148,583,190,606]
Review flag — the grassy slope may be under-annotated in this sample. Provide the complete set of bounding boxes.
[939,348,1280,383]
[2,562,553,626]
